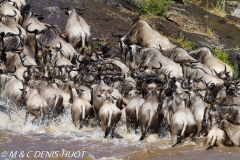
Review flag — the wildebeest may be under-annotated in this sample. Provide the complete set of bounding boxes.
[118,20,176,50]
[189,47,234,77]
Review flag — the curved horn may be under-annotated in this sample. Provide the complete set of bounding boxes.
[213,69,221,77]
[181,80,191,90]
[59,1,70,11]
[194,75,203,82]
[112,31,122,38]
[55,42,62,50]
[75,3,85,15]
[6,10,17,17]
[168,71,172,78]
[33,12,43,17]
[159,44,162,51]
[77,55,85,64]
[189,58,200,63]
[22,70,30,81]
[5,26,22,37]
[26,23,39,34]
[131,72,140,79]
[152,62,162,69]
[173,53,185,63]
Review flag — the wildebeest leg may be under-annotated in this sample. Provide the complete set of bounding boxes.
[126,117,131,133]
[135,120,139,135]
[41,114,45,125]
[172,135,178,147]
[172,135,182,147]
[186,133,195,141]
[168,131,171,140]
[70,36,78,49]
[87,36,92,55]
[105,126,111,138]
[31,111,40,124]
[204,136,211,147]
[25,111,29,124]
[196,120,202,137]
[80,118,85,129]
[139,126,149,141]
[76,115,80,128]
[44,107,51,126]
[82,34,86,49]
[111,124,117,138]
[171,123,184,147]
[205,136,216,150]
[216,139,226,147]
[155,111,164,134]
[201,107,208,129]
[73,111,80,128]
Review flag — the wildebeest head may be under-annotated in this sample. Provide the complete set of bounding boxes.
[121,20,150,46]
[59,1,85,16]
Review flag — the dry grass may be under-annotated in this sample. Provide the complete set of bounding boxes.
[186,0,202,5]
[206,1,227,18]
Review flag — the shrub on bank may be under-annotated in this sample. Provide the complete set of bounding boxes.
[138,0,173,16]
[212,47,238,77]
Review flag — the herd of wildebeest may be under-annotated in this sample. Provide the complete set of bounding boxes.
[0,0,240,150]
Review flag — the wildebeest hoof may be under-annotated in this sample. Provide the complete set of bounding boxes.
[206,145,213,150]
[201,121,207,128]
[177,136,182,143]
[135,131,139,135]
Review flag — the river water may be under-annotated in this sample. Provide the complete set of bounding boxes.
[1,0,240,159]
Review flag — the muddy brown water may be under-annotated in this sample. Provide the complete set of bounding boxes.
[1,0,240,159]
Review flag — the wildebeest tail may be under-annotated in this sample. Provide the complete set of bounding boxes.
[80,105,85,128]
[105,110,112,138]
[180,121,187,137]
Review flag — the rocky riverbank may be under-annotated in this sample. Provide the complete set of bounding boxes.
[29,0,240,62]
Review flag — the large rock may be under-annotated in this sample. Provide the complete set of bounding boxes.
[123,0,145,7]
[226,1,240,18]
[165,8,206,34]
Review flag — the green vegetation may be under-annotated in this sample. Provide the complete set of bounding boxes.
[138,0,173,16]
[176,34,197,50]
[212,47,238,77]
[93,43,99,49]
